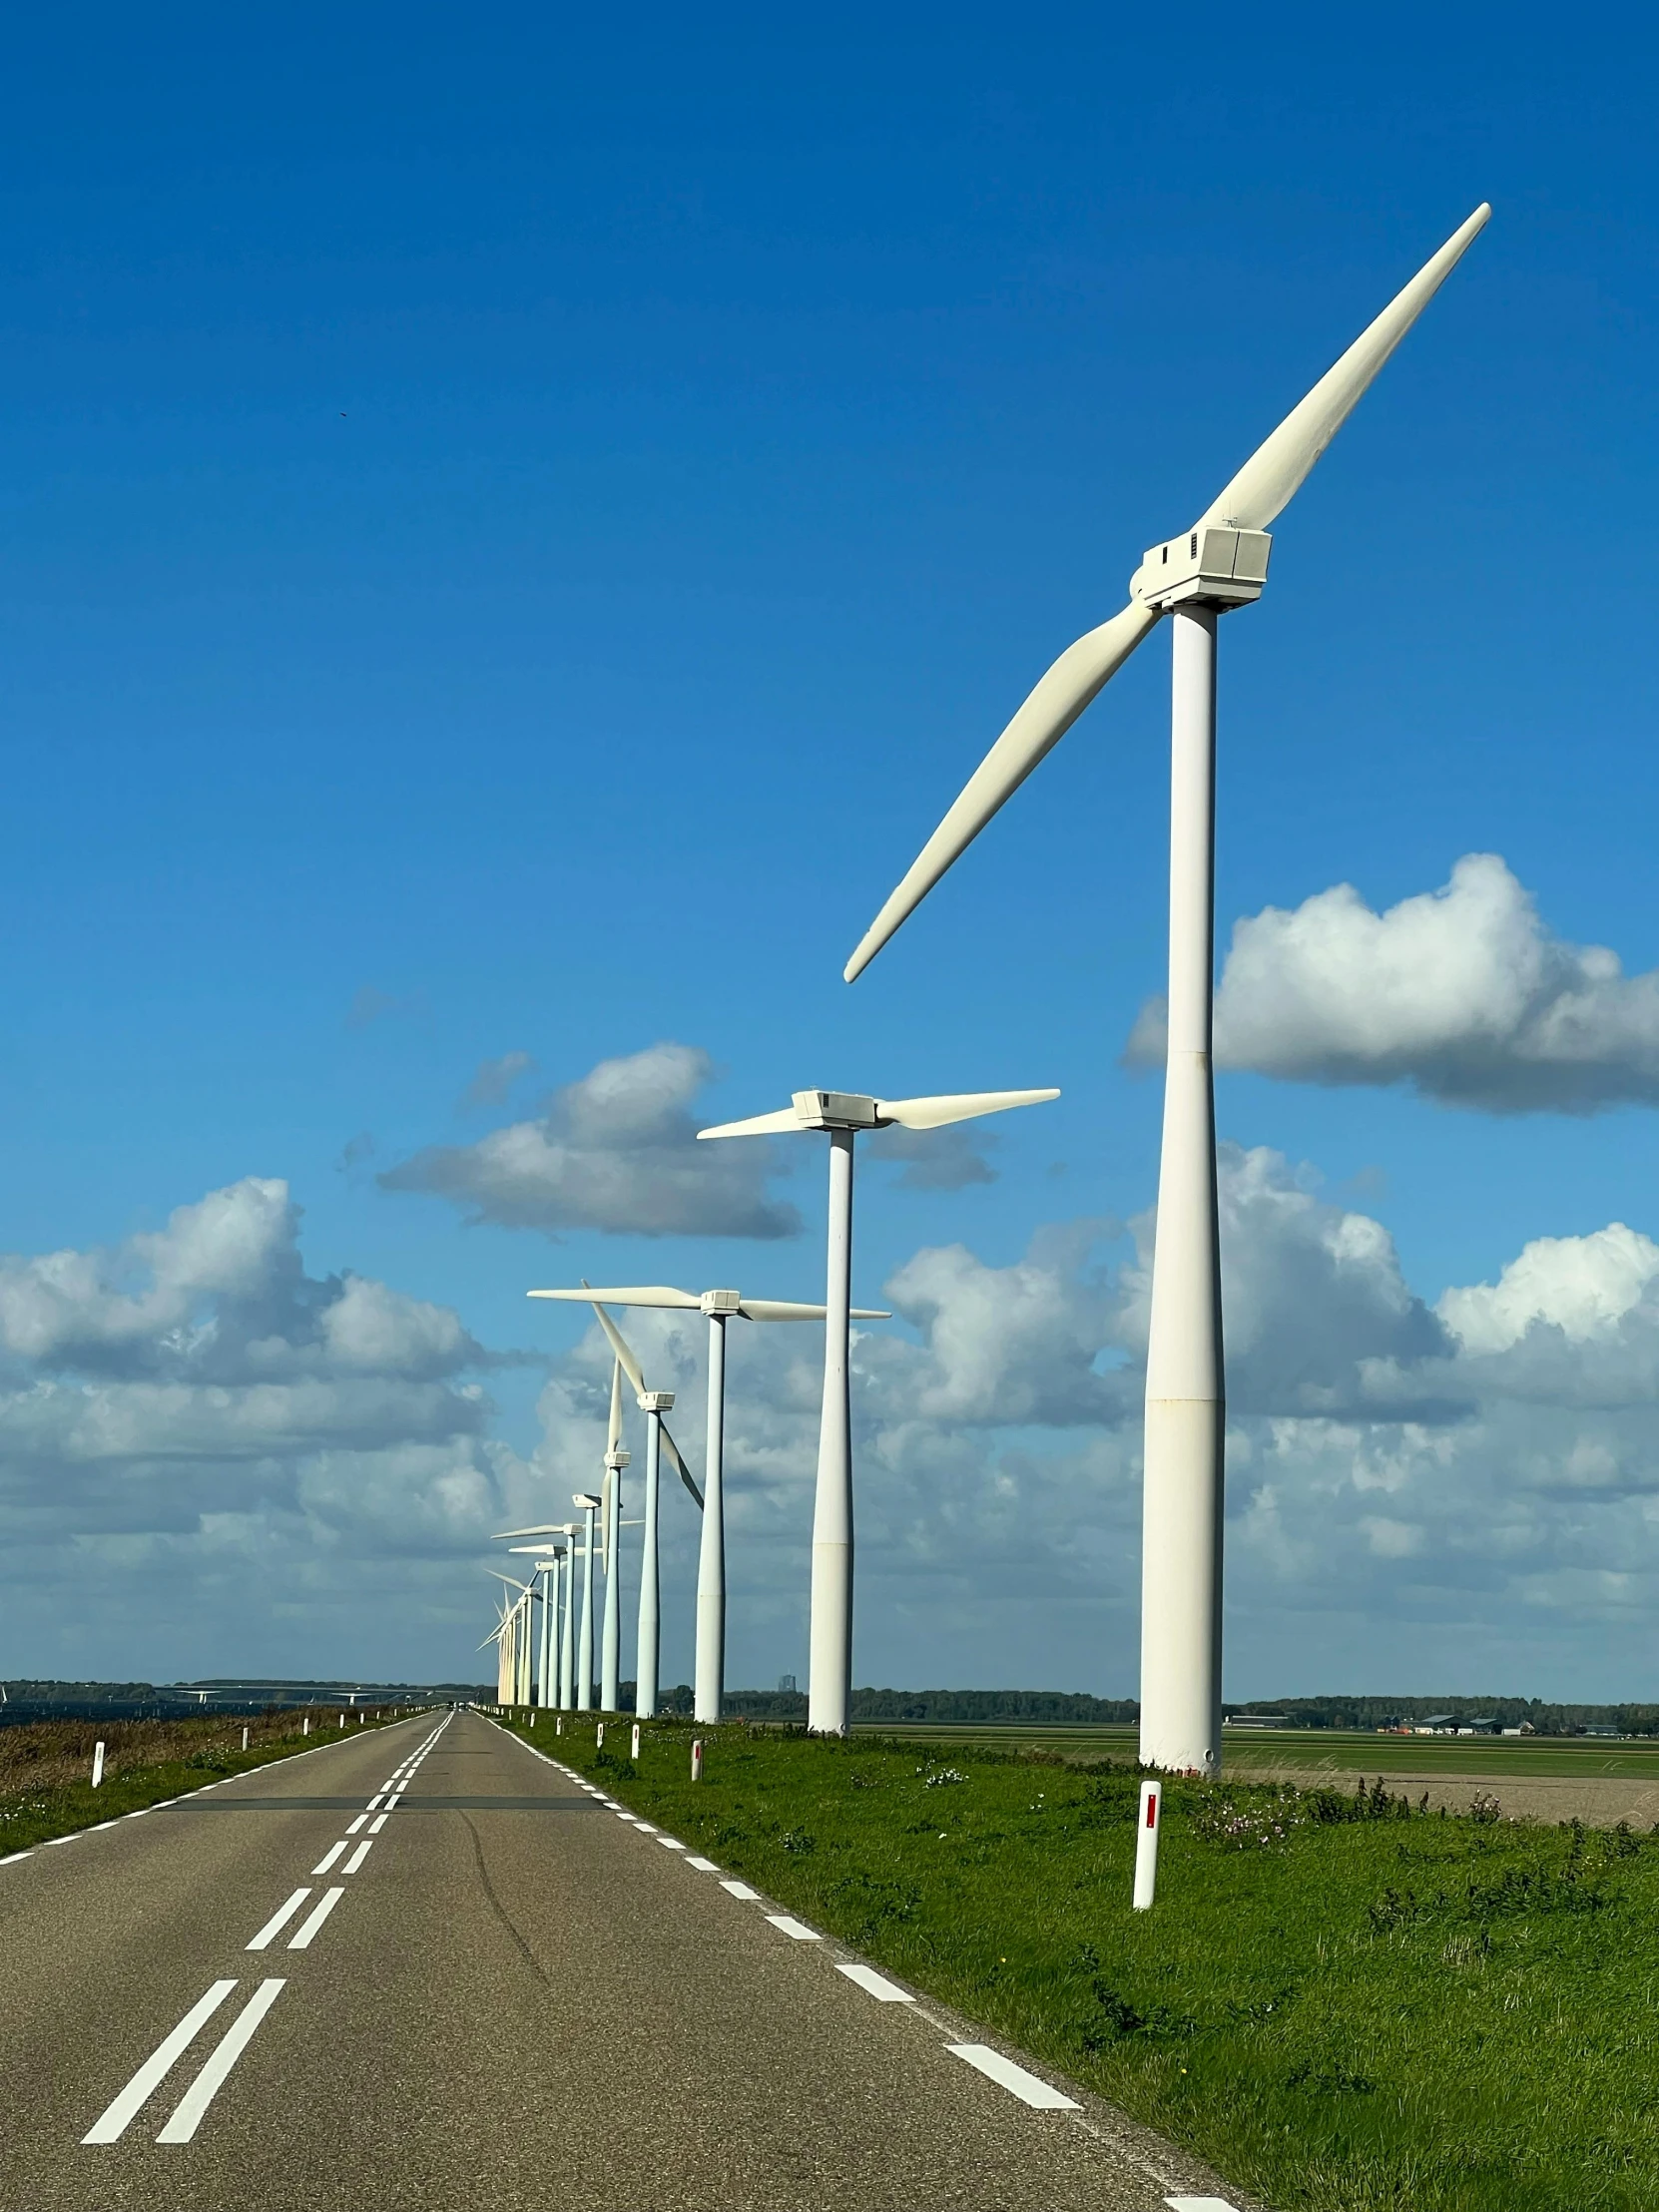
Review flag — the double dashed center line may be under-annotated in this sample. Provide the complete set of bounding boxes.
[80,1710,452,2150]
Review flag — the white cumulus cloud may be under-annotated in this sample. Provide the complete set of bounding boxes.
[380,1042,802,1241]
[1128,854,1659,1113]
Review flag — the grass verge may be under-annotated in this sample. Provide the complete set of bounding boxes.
[505,1711,1659,2212]
[0,1706,417,1857]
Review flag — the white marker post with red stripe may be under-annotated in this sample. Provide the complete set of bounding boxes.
[1133,1779,1162,1910]
[691,1740,704,1782]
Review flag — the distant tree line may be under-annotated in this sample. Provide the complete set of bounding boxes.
[1230,1695,1659,1735]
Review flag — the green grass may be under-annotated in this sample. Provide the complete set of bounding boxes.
[853,1719,1659,1781]
[512,1714,1659,2212]
[0,1708,411,1855]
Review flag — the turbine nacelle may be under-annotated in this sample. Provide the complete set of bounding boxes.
[1131,526,1272,613]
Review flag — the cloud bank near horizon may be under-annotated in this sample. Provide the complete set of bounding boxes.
[8,1148,1659,1695]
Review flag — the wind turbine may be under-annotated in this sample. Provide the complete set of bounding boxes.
[496,1518,582,1706]
[489,1571,536,1705]
[573,1492,601,1709]
[841,207,1491,1776]
[599,1362,630,1715]
[507,1543,565,1706]
[697,1086,1058,1734]
[530,1278,890,1725]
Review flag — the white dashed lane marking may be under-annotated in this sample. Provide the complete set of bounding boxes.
[287,1888,345,1950]
[247,1889,312,1951]
[946,2044,1079,2110]
[311,1842,347,1877]
[342,1840,372,1875]
[766,1915,821,1942]
[155,1980,285,2143]
[686,1855,719,1872]
[836,1962,914,2002]
[720,1881,760,1901]
[82,1980,240,2143]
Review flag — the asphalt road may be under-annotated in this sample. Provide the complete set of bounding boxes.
[0,1707,1252,2210]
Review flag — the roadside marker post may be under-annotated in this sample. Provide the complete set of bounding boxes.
[91,1742,105,1790]
[692,1740,704,1782]
[1133,1779,1162,1910]
[631,1723,641,1760]
[242,1726,250,1751]
[596,1722,606,1750]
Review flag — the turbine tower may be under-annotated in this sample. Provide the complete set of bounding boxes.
[573,1492,601,1709]
[530,1279,889,1724]
[842,207,1490,1775]
[698,1086,1057,1734]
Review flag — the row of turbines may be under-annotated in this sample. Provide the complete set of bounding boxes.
[483,205,1490,1774]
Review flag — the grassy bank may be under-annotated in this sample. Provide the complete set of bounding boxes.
[510,1713,1659,2212]
[0,1706,416,1856]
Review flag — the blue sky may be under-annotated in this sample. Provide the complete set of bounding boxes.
[1,4,1657,1700]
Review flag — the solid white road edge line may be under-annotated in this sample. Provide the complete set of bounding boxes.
[947,2043,1080,2110]
[287,1888,346,1949]
[836,1962,915,2002]
[247,1888,312,1950]
[81,1980,239,2143]
[156,1980,286,2143]
[311,1841,348,1876]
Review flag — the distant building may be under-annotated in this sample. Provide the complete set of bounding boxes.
[778,1673,797,1694]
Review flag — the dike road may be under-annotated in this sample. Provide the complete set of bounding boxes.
[0,1705,1250,2210]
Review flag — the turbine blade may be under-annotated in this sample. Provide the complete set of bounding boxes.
[528,1286,700,1308]
[695,1107,805,1140]
[608,1360,625,1457]
[1194,205,1490,535]
[582,1290,648,1398]
[490,1523,567,1538]
[737,1298,892,1322]
[843,600,1159,981]
[660,1423,704,1510]
[875,1087,1059,1130]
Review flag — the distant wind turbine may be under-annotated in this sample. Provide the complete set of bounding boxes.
[841,208,1490,1775]
[530,1276,890,1725]
[697,1086,1057,1734]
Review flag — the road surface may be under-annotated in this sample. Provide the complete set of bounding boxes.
[0,1706,1252,2209]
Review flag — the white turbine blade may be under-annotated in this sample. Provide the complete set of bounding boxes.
[582,1291,649,1398]
[875,1087,1059,1130]
[843,599,1159,982]
[607,1360,625,1457]
[695,1106,806,1141]
[489,1570,534,1597]
[738,1299,892,1322]
[659,1423,704,1510]
[1195,205,1490,535]
[527,1286,700,1309]
[491,1523,568,1539]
